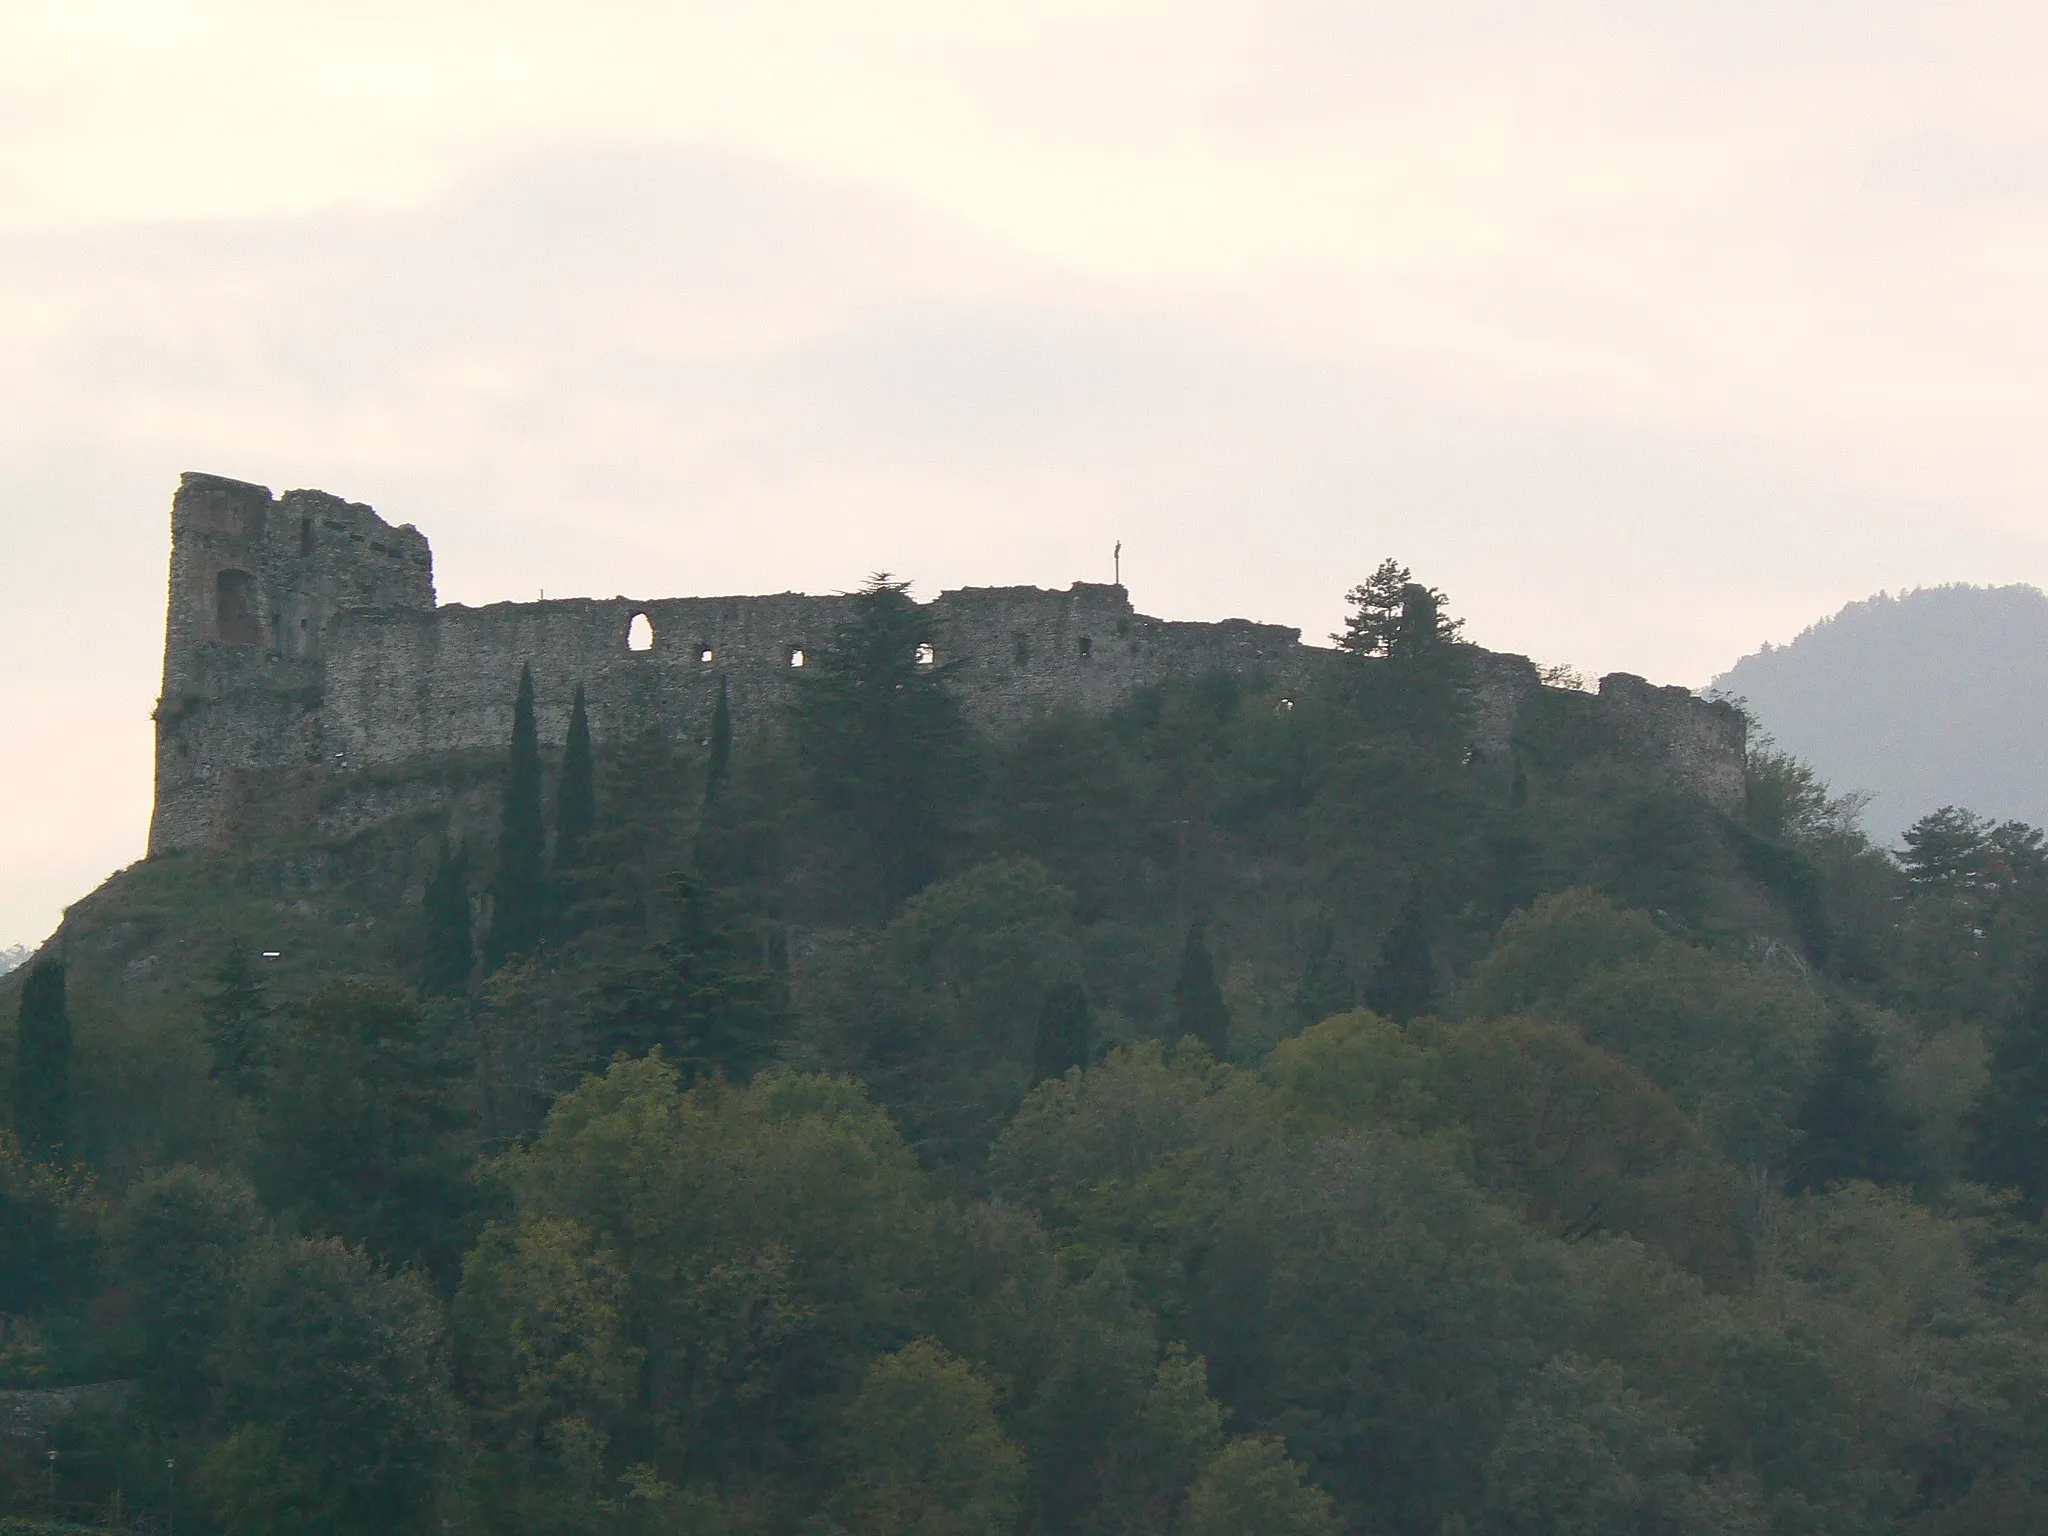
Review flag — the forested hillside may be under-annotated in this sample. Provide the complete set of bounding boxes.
[5,568,2048,1535]
[1714,582,2048,843]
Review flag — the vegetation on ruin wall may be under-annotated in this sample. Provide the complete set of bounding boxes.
[5,573,2048,1534]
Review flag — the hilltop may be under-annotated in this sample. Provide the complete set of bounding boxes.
[1714,583,2048,843]
[4,551,2048,1534]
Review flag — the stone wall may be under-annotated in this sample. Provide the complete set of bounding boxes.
[148,474,1746,856]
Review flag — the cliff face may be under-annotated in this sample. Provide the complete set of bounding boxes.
[149,473,1745,856]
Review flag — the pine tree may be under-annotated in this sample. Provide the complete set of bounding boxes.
[1033,980,1093,1083]
[1966,946,2048,1216]
[420,840,474,996]
[555,683,596,874]
[1363,900,1434,1023]
[1289,917,1356,1029]
[12,959,70,1158]
[704,674,733,806]
[204,945,272,1095]
[1333,559,1412,657]
[486,662,546,969]
[1788,1009,1923,1193]
[1174,924,1232,1058]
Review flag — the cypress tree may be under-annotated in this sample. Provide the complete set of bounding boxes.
[420,840,474,996]
[704,674,733,806]
[12,959,70,1159]
[555,684,596,874]
[204,945,271,1095]
[1363,900,1434,1023]
[1173,924,1232,1058]
[1289,916,1356,1029]
[1966,946,2048,1216]
[1033,980,1093,1083]
[486,662,546,969]
[1789,1009,1923,1193]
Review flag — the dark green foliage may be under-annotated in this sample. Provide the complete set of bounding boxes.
[1288,917,1355,1028]
[11,960,69,1158]
[563,872,786,1082]
[799,859,1084,1168]
[107,1165,267,1406]
[257,981,475,1275]
[1173,924,1231,1056]
[1604,789,1718,923]
[703,673,732,805]
[1788,1009,1923,1193]
[1362,900,1433,1023]
[487,662,547,969]
[555,683,597,875]
[1033,980,1093,1084]
[1965,946,2048,1216]
[1333,559,1461,658]
[0,1131,94,1318]
[419,841,473,996]
[205,1236,463,1533]
[1900,805,2000,891]
[789,575,973,909]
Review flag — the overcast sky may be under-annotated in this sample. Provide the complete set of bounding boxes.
[5,1,2047,947]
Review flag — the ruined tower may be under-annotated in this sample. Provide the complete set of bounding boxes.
[151,473,434,852]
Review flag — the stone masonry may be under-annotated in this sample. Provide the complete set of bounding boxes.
[148,473,1746,855]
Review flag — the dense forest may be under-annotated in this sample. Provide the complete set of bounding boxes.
[4,565,2048,1535]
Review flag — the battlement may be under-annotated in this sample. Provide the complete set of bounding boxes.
[148,475,1745,855]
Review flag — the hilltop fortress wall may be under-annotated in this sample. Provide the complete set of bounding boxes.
[149,472,1745,856]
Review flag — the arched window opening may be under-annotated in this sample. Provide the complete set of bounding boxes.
[626,613,655,653]
[1078,635,1093,659]
[215,569,261,645]
[299,517,315,556]
[789,647,806,669]
[1013,634,1031,667]
[915,643,935,667]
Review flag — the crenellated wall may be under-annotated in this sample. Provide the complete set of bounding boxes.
[148,473,1745,856]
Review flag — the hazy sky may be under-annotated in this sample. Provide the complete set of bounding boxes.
[5,1,2048,947]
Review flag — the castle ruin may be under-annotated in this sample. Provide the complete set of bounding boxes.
[149,472,1745,855]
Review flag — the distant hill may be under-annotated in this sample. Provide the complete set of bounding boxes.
[0,942,29,976]
[1714,583,2048,843]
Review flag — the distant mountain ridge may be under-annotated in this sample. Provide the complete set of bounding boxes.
[1714,583,2048,843]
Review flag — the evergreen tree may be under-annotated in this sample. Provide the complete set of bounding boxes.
[486,662,546,969]
[1334,560,1465,659]
[1333,558,1412,657]
[1033,980,1093,1083]
[1289,917,1356,1029]
[789,576,973,909]
[563,872,786,1082]
[1362,900,1434,1023]
[554,683,596,874]
[1174,924,1232,1057]
[704,673,733,806]
[1788,1009,1922,1193]
[1966,946,2048,1216]
[11,959,70,1159]
[420,840,474,996]
[205,945,272,1094]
